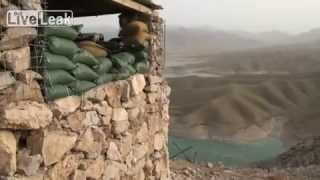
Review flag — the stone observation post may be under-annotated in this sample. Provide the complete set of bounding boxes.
[0,0,170,179]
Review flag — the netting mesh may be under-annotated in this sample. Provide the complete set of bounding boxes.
[0,0,47,100]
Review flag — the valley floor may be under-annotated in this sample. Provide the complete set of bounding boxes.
[171,160,320,180]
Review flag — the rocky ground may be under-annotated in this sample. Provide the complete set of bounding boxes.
[171,136,320,180]
[171,160,320,180]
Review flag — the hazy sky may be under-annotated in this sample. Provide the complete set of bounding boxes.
[155,0,320,33]
[76,0,320,34]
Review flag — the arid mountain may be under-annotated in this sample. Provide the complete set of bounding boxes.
[166,27,265,54]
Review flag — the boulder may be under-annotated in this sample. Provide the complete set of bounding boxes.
[0,131,16,176]
[0,71,15,90]
[129,74,146,96]
[17,149,42,176]
[1,101,52,129]
[52,96,81,116]
[0,46,31,73]
[42,131,77,166]
[0,28,37,51]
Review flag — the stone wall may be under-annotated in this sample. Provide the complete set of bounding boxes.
[0,74,171,180]
[0,1,170,180]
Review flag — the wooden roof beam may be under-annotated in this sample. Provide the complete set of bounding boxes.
[111,0,153,15]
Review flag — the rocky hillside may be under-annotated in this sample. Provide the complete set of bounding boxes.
[169,74,320,144]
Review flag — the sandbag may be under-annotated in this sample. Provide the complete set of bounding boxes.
[133,50,148,62]
[72,63,99,81]
[44,52,76,70]
[96,74,115,85]
[72,50,100,66]
[44,70,76,85]
[135,61,150,73]
[94,57,113,74]
[46,85,73,101]
[78,41,108,58]
[69,80,96,94]
[111,52,135,68]
[114,68,131,80]
[126,64,137,75]
[48,36,80,58]
[45,26,79,40]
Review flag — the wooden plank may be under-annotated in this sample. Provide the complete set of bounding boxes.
[111,0,153,15]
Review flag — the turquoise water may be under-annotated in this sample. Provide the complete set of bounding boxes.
[169,137,286,167]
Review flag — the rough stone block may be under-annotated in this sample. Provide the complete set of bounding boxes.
[127,107,140,121]
[129,74,146,96]
[0,46,31,73]
[0,71,15,90]
[147,75,163,85]
[17,149,42,176]
[0,130,16,176]
[74,128,103,159]
[112,108,128,122]
[154,133,165,151]
[17,70,42,84]
[85,156,105,179]
[47,154,81,180]
[113,120,130,135]
[0,28,37,51]
[52,96,81,116]
[1,101,52,129]
[107,142,121,161]
[42,130,77,166]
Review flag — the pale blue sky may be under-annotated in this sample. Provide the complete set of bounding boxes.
[76,0,320,33]
[156,0,320,33]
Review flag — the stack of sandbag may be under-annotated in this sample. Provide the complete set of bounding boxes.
[44,26,99,100]
[44,22,151,100]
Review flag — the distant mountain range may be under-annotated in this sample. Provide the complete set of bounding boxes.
[166,26,320,55]
[82,24,320,55]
